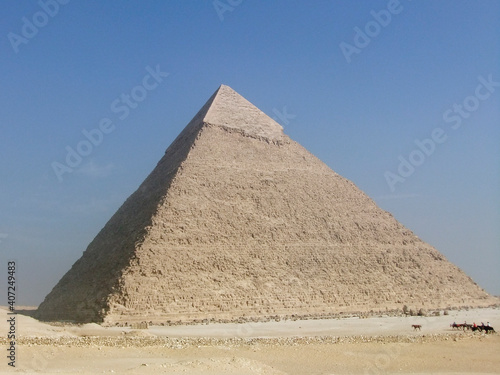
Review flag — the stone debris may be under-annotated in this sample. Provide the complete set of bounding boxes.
[3,332,484,348]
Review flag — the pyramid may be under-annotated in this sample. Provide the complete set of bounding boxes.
[36,85,496,324]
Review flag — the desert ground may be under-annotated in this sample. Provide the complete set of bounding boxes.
[0,307,498,374]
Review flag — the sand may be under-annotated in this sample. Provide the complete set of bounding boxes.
[1,306,499,374]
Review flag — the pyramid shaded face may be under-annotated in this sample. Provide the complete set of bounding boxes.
[36,85,496,323]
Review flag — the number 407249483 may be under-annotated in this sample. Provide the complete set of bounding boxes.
[7,261,16,311]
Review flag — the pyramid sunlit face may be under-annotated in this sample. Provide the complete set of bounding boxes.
[36,85,496,324]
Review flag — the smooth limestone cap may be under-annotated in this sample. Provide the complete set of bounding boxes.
[203,84,284,141]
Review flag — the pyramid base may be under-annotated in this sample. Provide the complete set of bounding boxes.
[101,298,499,326]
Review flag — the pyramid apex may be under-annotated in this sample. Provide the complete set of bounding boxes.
[217,83,235,91]
[203,85,284,141]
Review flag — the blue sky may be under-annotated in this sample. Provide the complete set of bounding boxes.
[1,0,499,305]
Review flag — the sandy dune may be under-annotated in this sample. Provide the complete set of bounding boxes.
[0,307,498,374]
